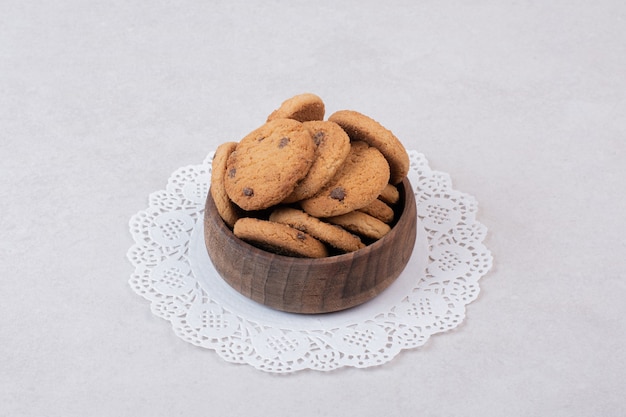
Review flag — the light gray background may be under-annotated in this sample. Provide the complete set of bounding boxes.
[2,1,625,416]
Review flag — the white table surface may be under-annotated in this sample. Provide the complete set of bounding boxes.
[2,1,625,416]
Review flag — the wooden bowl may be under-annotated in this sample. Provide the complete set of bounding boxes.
[203,177,417,314]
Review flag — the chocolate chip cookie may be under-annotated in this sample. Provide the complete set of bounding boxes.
[210,141,241,227]
[326,211,392,240]
[300,141,390,217]
[266,93,325,123]
[328,110,409,184]
[378,183,400,205]
[357,198,394,224]
[233,217,328,258]
[269,207,365,253]
[283,120,350,203]
[224,119,315,211]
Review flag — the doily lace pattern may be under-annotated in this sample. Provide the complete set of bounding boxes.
[127,150,492,373]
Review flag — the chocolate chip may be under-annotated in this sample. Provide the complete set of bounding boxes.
[296,232,306,240]
[243,187,254,197]
[313,131,325,146]
[278,137,290,148]
[330,187,345,201]
[228,168,236,178]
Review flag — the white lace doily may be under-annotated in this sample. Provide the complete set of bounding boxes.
[127,150,492,373]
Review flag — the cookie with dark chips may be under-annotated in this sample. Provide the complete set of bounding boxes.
[210,141,241,227]
[266,93,325,123]
[224,119,315,211]
[329,110,409,184]
[283,120,350,203]
[326,211,392,240]
[300,141,390,218]
[270,207,365,253]
[233,217,328,258]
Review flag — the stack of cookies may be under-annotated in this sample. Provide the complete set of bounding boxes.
[210,93,410,258]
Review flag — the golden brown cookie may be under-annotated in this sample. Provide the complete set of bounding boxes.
[357,198,394,224]
[378,183,400,205]
[300,141,390,218]
[267,93,325,123]
[326,211,391,240]
[224,119,315,211]
[233,217,328,258]
[282,120,351,203]
[210,142,241,227]
[328,110,409,184]
[269,207,365,253]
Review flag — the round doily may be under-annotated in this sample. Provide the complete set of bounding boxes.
[127,150,492,373]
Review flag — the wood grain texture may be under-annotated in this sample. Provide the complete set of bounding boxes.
[204,177,417,314]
